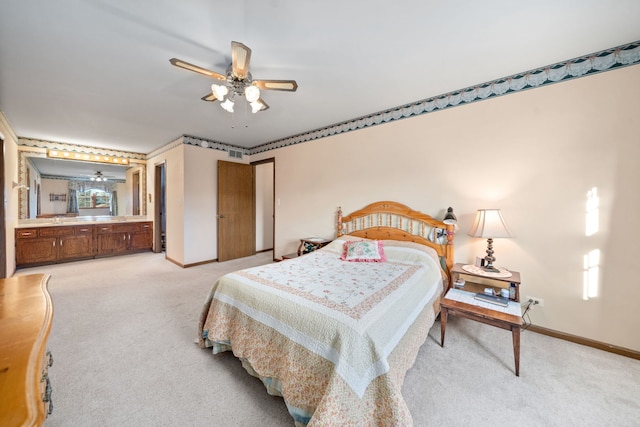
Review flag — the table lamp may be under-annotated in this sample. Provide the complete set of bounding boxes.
[468,209,512,272]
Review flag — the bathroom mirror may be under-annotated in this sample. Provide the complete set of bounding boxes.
[18,149,146,220]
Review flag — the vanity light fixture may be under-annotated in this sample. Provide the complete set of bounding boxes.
[12,181,29,190]
[47,150,129,165]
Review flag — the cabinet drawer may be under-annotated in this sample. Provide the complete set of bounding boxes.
[96,224,114,234]
[74,225,94,235]
[112,223,142,233]
[16,228,39,239]
[39,226,75,237]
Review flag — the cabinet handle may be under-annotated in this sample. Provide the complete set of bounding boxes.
[22,232,32,236]
[46,350,53,367]
[80,228,89,232]
[52,241,55,247]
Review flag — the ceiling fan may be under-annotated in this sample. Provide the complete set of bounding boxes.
[88,171,112,182]
[170,41,298,114]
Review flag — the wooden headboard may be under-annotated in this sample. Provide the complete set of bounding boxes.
[337,201,455,274]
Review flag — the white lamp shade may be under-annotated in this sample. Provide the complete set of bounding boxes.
[468,209,513,238]
[211,84,228,100]
[250,101,263,113]
[220,98,235,113]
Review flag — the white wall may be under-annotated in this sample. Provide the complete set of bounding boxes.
[1,113,19,275]
[40,179,69,215]
[147,143,250,266]
[182,144,220,265]
[251,64,640,352]
[147,144,185,265]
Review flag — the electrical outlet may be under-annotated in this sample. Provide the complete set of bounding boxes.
[525,295,544,307]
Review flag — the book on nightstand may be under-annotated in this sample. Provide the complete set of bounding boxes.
[474,292,510,307]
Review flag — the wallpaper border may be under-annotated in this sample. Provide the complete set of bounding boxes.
[246,40,640,155]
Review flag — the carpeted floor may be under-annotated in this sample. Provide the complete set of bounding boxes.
[15,251,640,426]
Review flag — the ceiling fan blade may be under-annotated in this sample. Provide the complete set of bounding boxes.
[231,41,252,79]
[253,79,298,92]
[201,93,218,102]
[169,58,226,81]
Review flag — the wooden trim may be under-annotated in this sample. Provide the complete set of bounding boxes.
[166,256,217,269]
[528,325,640,361]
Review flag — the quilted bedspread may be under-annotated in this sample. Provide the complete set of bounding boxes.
[198,238,447,426]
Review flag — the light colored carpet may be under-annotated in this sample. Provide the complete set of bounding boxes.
[16,252,640,426]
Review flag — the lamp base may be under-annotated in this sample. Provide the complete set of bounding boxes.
[481,265,501,273]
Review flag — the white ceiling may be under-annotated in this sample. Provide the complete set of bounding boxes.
[1,1,639,155]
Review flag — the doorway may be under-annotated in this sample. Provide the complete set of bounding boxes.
[132,171,140,215]
[154,163,166,253]
[253,159,275,256]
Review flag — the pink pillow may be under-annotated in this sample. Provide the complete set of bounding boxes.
[341,240,386,262]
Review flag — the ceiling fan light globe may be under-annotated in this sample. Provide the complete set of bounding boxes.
[220,99,235,113]
[250,101,263,113]
[245,86,260,102]
[211,84,228,101]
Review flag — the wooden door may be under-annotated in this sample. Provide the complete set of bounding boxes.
[217,161,255,262]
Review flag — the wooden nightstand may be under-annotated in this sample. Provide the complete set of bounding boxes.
[297,237,332,255]
[441,263,523,376]
[280,237,332,261]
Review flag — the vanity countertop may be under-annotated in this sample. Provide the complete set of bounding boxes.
[16,217,151,228]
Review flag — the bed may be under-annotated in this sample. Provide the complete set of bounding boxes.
[198,201,455,426]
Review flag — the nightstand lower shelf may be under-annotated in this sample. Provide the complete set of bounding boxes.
[440,289,523,376]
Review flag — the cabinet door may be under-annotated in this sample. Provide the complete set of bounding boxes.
[16,237,58,266]
[58,234,94,260]
[96,232,128,255]
[128,223,152,251]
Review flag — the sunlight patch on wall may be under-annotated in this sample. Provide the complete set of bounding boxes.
[583,249,600,300]
[583,187,600,300]
[585,187,599,236]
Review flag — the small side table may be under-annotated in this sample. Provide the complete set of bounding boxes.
[440,288,523,376]
[281,238,332,261]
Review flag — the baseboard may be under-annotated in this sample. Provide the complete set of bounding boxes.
[183,259,217,268]
[165,256,184,268]
[528,325,640,360]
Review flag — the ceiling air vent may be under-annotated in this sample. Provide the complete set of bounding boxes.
[228,150,243,159]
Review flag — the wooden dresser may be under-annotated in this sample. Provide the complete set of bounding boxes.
[0,274,54,426]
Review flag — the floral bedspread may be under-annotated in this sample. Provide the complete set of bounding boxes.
[199,238,446,426]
